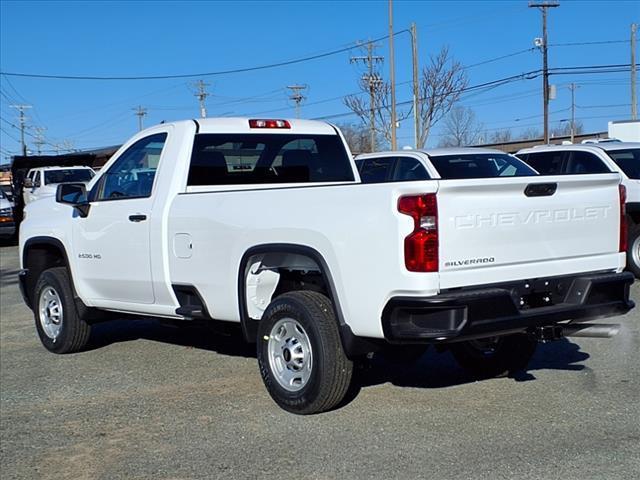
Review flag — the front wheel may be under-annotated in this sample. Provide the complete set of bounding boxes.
[257,291,353,414]
[33,267,91,354]
[450,333,537,378]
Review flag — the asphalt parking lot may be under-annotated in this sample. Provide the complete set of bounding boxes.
[1,242,639,480]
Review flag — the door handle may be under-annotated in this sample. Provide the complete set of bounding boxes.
[524,183,557,197]
[128,214,147,222]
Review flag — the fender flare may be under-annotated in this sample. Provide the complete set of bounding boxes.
[237,243,380,357]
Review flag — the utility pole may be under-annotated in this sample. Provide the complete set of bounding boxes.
[133,105,148,131]
[529,1,559,144]
[350,41,384,152]
[287,85,307,118]
[62,140,74,153]
[10,104,31,156]
[632,23,637,120]
[568,83,579,143]
[33,126,47,155]
[192,80,210,118]
[410,22,420,149]
[388,0,397,150]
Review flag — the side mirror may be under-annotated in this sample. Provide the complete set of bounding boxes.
[23,178,33,189]
[56,183,90,217]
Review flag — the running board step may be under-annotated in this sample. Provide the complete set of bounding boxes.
[175,306,206,320]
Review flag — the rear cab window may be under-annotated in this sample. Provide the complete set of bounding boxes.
[188,134,354,186]
[428,153,536,179]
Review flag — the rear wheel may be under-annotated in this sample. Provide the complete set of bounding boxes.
[257,291,353,414]
[450,333,537,378]
[34,267,91,354]
[626,222,640,278]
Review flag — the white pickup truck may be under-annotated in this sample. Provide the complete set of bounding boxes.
[18,118,634,414]
[22,165,95,205]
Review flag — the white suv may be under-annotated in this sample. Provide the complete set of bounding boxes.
[517,142,640,276]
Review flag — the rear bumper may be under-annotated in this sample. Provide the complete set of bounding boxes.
[382,271,634,343]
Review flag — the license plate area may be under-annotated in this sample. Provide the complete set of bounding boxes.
[511,277,569,310]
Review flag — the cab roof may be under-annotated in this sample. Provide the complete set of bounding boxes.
[170,117,337,135]
[517,142,640,155]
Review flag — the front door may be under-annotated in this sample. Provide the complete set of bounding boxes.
[72,133,167,305]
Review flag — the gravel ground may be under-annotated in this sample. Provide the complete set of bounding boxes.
[1,241,639,480]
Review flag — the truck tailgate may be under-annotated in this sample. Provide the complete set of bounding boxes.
[437,174,623,289]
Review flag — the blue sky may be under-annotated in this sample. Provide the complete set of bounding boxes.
[0,0,638,161]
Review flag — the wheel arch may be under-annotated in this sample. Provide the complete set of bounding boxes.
[22,236,72,308]
[237,243,379,357]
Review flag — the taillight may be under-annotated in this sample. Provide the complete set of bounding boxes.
[248,119,291,129]
[619,184,627,253]
[398,194,438,272]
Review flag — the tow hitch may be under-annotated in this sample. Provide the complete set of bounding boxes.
[533,323,621,342]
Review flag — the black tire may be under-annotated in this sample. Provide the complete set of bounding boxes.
[450,333,537,378]
[33,267,91,354]
[626,221,640,278]
[257,291,353,414]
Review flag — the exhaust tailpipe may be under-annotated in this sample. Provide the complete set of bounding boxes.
[562,323,620,339]
[533,323,621,341]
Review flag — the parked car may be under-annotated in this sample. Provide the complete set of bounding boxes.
[18,119,633,414]
[516,142,640,276]
[0,189,15,238]
[354,147,536,182]
[23,166,95,205]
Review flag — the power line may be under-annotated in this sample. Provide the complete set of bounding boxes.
[311,63,633,122]
[0,30,410,81]
[466,48,536,69]
[550,40,629,47]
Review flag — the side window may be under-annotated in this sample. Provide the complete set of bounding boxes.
[359,157,395,183]
[393,157,429,181]
[34,171,41,187]
[95,133,167,200]
[566,151,610,174]
[525,151,565,175]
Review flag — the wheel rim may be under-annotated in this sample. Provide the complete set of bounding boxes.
[467,336,501,357]
[267,318,313,392]
[38,287,63,341]
[632,235,640,268]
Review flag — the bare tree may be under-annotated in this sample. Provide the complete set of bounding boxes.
[490,129,513,144]
[437,106,484,147]
[336,123,372,154]
[519,127,542,140]
[344,80,411,151]
[416,46,468,148]
[551,120,584,138]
